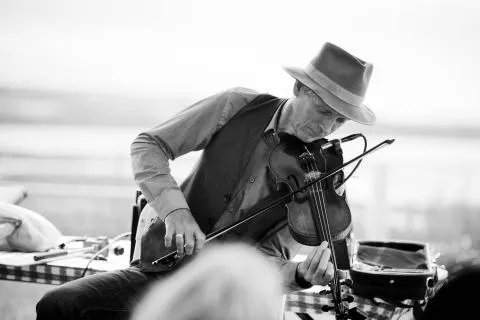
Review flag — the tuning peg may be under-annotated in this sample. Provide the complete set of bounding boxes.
[340,278,353,287]
[321,304,334,312]
[318,289,331,295]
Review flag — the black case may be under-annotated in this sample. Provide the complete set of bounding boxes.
[349,240,440,301]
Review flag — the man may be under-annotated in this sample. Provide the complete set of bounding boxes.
[36,41,376,320]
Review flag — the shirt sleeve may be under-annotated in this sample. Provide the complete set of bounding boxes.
[257,224,313,292]
[130,87,260,221]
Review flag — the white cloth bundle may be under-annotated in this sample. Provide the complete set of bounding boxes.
[0,203,64,252]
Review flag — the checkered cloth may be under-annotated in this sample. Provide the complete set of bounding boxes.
[0,240,130,284]
[0,253,414,319]
[285,291,414,320]
[0,263,101,285]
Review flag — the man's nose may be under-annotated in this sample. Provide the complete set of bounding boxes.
[323,117,337,133]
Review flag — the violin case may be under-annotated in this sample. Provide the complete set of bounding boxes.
[349,240,446,302]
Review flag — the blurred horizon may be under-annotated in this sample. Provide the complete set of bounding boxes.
[2,85,480,136]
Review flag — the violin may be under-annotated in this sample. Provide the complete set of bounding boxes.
[267,134,352,247]
[267,133,361,319]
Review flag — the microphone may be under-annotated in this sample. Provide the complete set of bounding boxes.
[320,134,362,150]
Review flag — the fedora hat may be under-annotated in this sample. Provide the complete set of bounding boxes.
[283,42,376,125]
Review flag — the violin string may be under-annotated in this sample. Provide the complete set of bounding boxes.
[312,164,341,296]
[303,165,327,238]
[302,147,340,294]
[304,154,342,308]
[302,147,330,247]
[312,156,342,299]
[312,153,340,270]
[306,160,339,295]
[303,146,342,304]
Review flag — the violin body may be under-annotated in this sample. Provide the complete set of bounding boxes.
[268,135,352,247]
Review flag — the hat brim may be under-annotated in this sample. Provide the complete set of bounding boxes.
[283,66,376,125]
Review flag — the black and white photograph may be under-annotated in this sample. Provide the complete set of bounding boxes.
[0,1,479,319]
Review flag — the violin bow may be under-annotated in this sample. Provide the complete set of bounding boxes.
[151,138,395,266]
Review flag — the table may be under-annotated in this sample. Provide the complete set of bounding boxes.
[0,240,130,285]
[0,240,131,320]
[1,242,414,320]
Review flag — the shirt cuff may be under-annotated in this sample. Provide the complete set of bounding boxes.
[278,260,313,292]
[149,189,190,221]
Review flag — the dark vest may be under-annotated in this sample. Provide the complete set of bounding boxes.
[180,94,288,241]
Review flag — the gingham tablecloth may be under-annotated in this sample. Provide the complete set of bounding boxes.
[0,263,102,285]
[0,242,130,285]
[1,249,414,319]
[285,290,414,320]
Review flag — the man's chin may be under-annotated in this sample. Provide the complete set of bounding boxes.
[296,127,327,143]
[298,134,326,143]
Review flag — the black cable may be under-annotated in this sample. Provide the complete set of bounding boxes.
[80,232,131,278]
[339,133,367,187]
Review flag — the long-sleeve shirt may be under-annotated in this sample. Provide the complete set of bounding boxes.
[130,87,309,291]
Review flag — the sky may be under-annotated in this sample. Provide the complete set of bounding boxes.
[1,0,479,127]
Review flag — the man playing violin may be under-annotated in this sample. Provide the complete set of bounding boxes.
[36,42,376,320]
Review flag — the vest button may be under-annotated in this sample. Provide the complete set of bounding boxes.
[249,177,255,183]
[208,218,215,226]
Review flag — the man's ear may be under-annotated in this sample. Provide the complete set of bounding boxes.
[293,80,302,96]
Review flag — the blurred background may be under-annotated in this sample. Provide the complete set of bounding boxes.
[1,0,479,276]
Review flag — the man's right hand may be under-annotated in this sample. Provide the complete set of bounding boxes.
[164,209,206,257]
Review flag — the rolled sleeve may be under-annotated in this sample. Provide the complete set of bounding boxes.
[130,87,259,220]
[150,189,190,221]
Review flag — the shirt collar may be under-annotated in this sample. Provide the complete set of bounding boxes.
[264,98,289,134]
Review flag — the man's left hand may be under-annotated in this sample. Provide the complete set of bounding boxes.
[296,241,334,286]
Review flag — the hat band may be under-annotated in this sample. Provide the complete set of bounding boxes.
[305,63,364,107]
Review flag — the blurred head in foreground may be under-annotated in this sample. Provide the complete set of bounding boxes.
[131,242,283,320]
[417,264,480,319]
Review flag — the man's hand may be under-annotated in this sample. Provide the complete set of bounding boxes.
[296,241,334,286]
[164,209,206,258]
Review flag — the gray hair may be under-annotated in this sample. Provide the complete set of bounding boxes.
[131,243,284,320]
